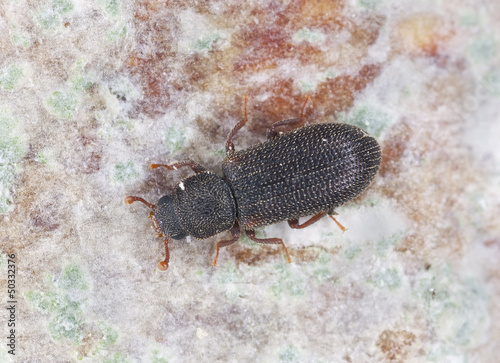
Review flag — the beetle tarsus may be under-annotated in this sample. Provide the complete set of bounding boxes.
[328,214,347,233]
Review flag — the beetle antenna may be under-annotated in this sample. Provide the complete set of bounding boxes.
[157,235,170,271]
[124,196,156,209]
[225,95,249,153]
[300,95,310,121]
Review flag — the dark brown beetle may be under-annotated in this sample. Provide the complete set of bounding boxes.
[125,98,381,270]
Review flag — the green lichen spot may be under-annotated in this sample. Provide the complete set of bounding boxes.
[212,147,226,158]
[69,59,94,91]
[316,250,331,265]
[47,91,78,119]
[340,104,390,137]
[298,80,316,93]
[36,151,49,165]
[26,264,89,345]
[104,352,129,363]
[106,24,128,41]
[376,233,402,257]
[324,69,337,80]
[25,290,63,314]
[279,344,300,362]
[271,264,305,297]
[37,0,74,29]
[459,12,481,27]
[10,27,31,48]
[293,27,325,43]
[48,308,83,344]
[51,0,74,14]
[150,350,169,363]
[358,0,382,10]
[467,35,498,62]
[217,263,242,284]
[59,264,87,290]
[104,0,121,16]
[37,11,60,29]
[0,111,25,213]
[313,268,335,282]
[0,65,23,90]
[483,70,500,95]
[345,245,362,260]
[164,127,186,154]
[114,119,135,131]
[191,34,221,51]
[417,265,487,350]
[70,72,93,92]
[113,162,139,183]
[99,323,119,347]
[370,268,401,290]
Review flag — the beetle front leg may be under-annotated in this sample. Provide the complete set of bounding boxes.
[289,211,346,233]
[124,196,156,209]
[245,229,291,263]
[213,223,241,266]
[150,161,206,174]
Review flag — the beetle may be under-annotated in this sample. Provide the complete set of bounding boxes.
[125,97,381,270]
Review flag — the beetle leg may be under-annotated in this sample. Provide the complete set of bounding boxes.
[225,95,249,154]
[124,196,156,209]
[157,235,171,271]
[213,223,241,266]
[288,212,328,229]
[267,96,310,139]
[150,161,206,174]
[328,214,347,233]
[245,229,291,263]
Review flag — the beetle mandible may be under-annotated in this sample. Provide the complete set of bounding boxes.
[125,97,381,270]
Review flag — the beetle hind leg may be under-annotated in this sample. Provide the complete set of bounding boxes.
[245,229,291,263]
[288,211,347,233]
[288,212,327,229]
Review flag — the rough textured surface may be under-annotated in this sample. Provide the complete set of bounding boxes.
[223,123,381,228]
[1,0,499,362]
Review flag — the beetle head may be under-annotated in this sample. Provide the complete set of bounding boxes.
[154,194,188,240]
[125,172,236,241]
[124,194,187,240]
